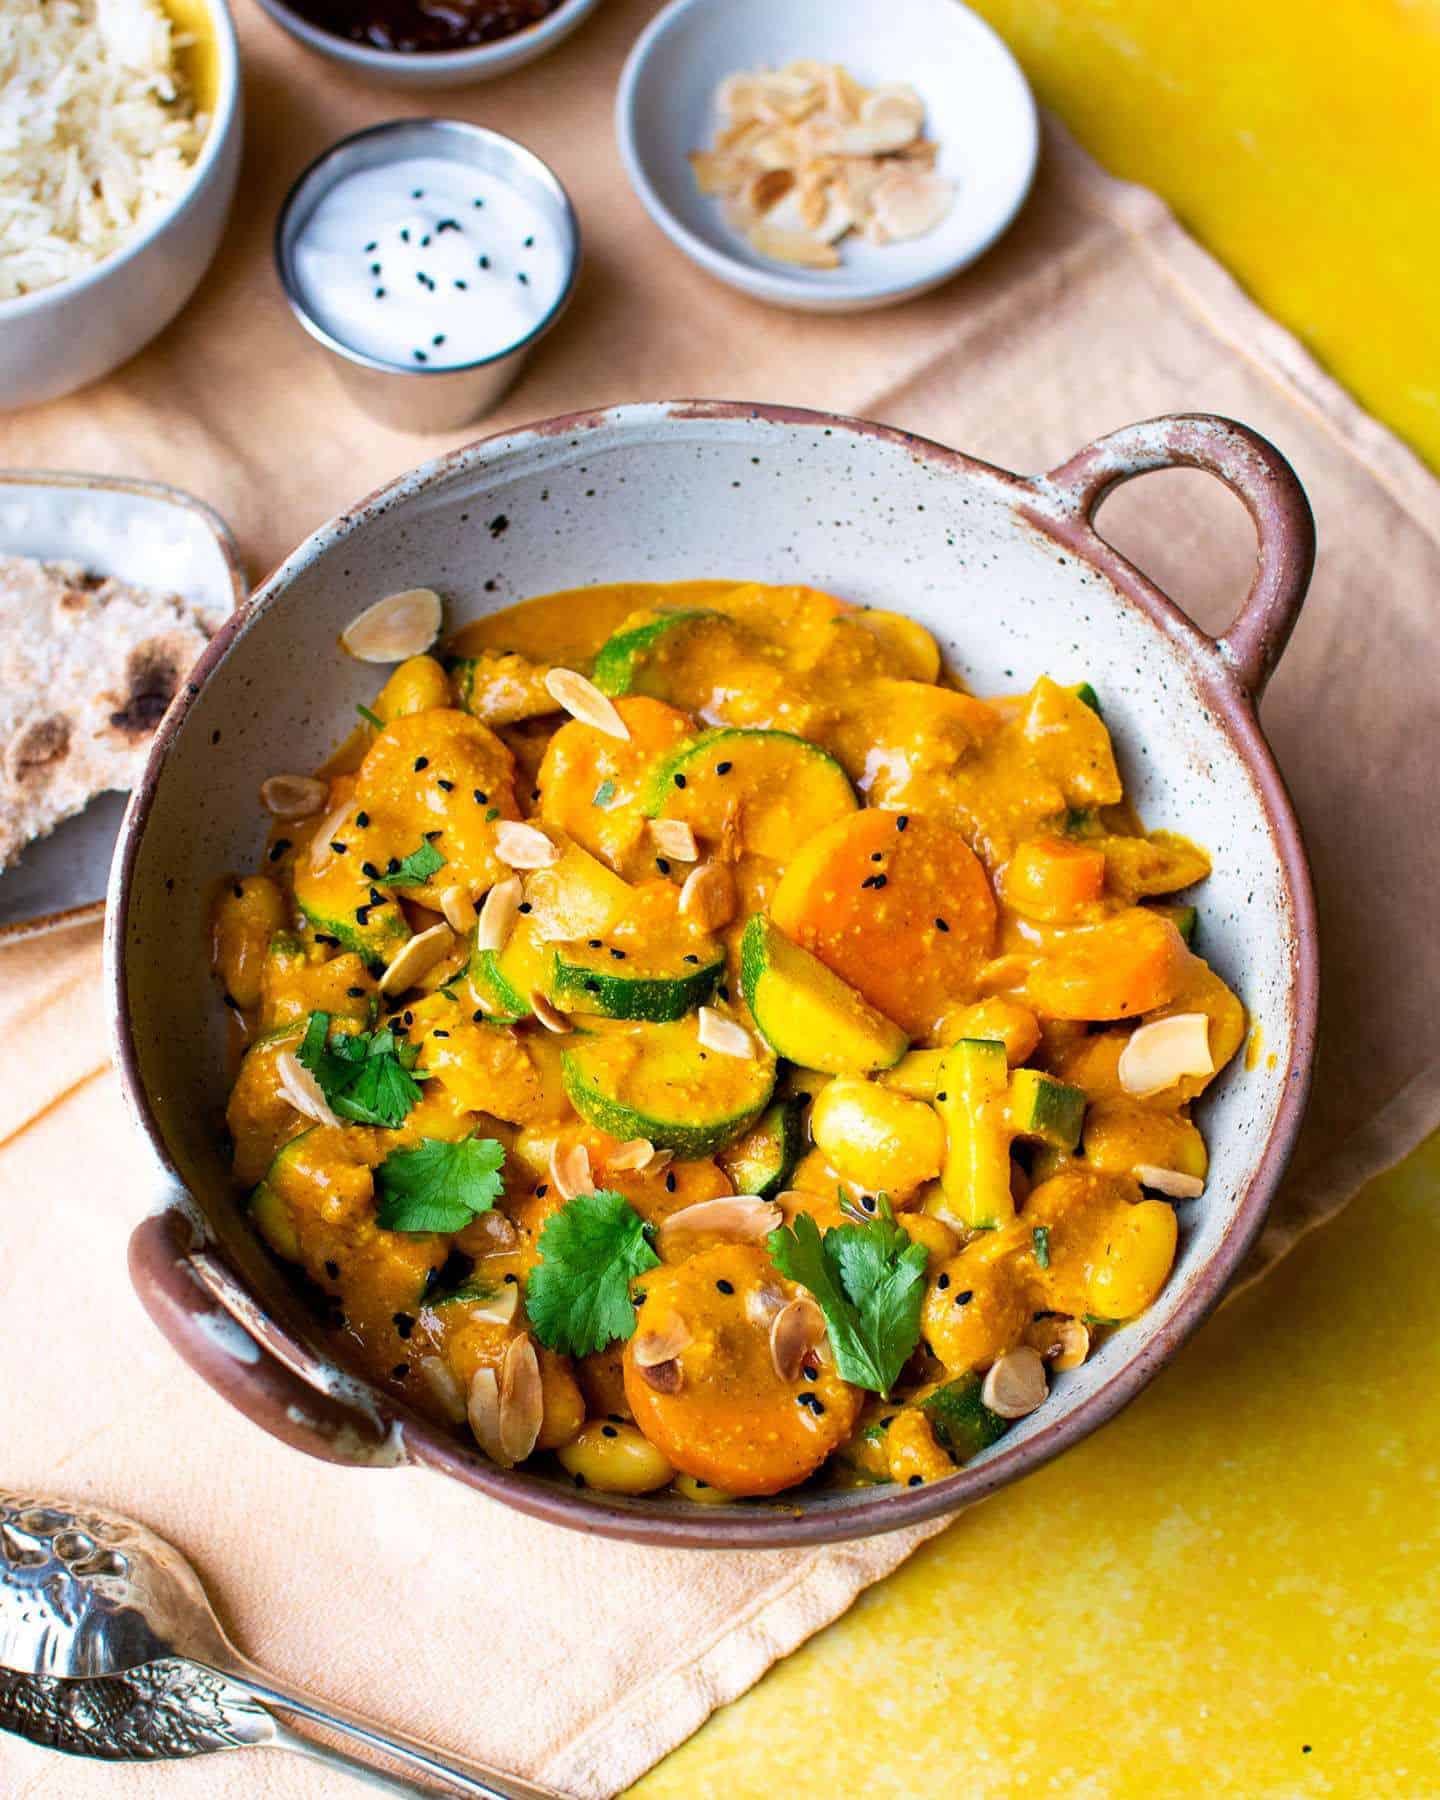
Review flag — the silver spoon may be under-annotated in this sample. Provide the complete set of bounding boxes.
[0,1490,563,1798]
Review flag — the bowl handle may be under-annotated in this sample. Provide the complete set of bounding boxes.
[1041,413,1315,700]
[129,1197,404,1468]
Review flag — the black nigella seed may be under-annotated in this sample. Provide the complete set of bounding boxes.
[897,815,909,831]
[347,985,366,998]
[938,1272,951,1290]
[716,761,732,775]
[610,948,626,960]
[362,861,380,879]
[369,887,385,906]
[683,953,699,965]
[432,1029,450,1039]
[473,789,488,804]
[656,857,671,874]
[518,902,533,915]
[955,1289,974,1306]
[536,1182,549,1198]
[437,777,454,790]
[387,857,401,874]
[587,938,602,948]
[797,1393,826,1415]
[392,1364,409,1380]
[414,756,429,770]
[908,1475,923,1488]
[356,810,370,828]
[861,1195,876,1212]
[936,1090,948,1102]
[585,978,601,992]
[325,1259,341,1279]
[870,851,884,862]
[871,874,888,888]
[314,933,339,947]
[716,1279,734,1295]
[673,773,687,788]
[354,906,371,926]
[330,840,347,855]
[393,1312,415,1339]
[664,1170,677,1193]
[414,349,427,362]
[269,838,291,861]
[935,917,949,932]
[601,1424,618,1438]
[402,1010,414,1026]
[473,1009,485,1022]
[504,1273,518,1285]
[802,1365,819,1382]
[718,983,730,1002]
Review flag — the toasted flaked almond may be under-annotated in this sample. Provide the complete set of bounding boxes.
[657,1196,782,1258]
[688,149,750,195]
[1118,1013,1214,1099]
[529,990,573,1035]
[1024,1316,1091,1372]
[498,1333,543,1465]
[746,220,841,268]
[420,1355,467,1423]
[861,83,925,138]
[341,588,442,663]
[697,1005,757,1059]
[678,861,737,932]
[494,819,558,870]
[439,884,478,934]
[476,874,523,953]
[637,1358,682,1395]
[646,1147,675,1174]
[549,1139,593,1202]
[831,115,920,156]
[275,1048,341,1128]
[746,1277,788,1329]
[747,166,797,213]
[466,1367,503,1461]
[378,922,455,995]
[307,796,355,876]
[543,667,630,740]
[869,169,955,243]
[464,1283,521,1326]
[981,1346,1050,1420]
[260,774,328,820]
[823,61,866,123]
[769,1295,827,1383]
[1134,1163,1207,1200]
[607,1138,657,1173]
[648,818,699,862]
[632,1316,693,1367]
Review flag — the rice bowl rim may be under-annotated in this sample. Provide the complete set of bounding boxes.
[0,0,241,319]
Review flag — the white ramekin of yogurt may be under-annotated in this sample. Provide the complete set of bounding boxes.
[276,120,580,433]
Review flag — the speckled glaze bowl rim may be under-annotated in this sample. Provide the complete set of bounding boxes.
[113,400,1318,1548]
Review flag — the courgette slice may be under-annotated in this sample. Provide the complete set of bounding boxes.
[468,913,551,1023]
[717,1094,808,1199]
[878,1047,947,1099]
[294,877,411,973]
[560,1011,776,1157]
[551,938,723,1023]
[739,914,907,1075]
[590,610,721,696]
[1021,675,1122,808]
[450,648,556,725]
[1007,1069,1087,1151]
[646,728,856,862]
[920,1375,1011,1462]
[1149,901,1198,945]
[934,1037,1013,1230]
[248,1131,312,1262]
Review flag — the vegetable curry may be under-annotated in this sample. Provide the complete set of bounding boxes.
[212,580,1243,1502]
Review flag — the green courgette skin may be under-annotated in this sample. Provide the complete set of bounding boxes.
[643,726,853,821]
[297,895,409,973]
[468,942,532,1023]
[721,1095,808,1200]
[590,610,718,696]
[550,949,723,1023]
[560,1028,776,1159]
[920,1374,1011,1462]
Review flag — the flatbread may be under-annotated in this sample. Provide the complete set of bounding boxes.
[0,552,217,874]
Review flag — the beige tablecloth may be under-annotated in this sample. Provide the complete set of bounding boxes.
[4,2,1440,1795]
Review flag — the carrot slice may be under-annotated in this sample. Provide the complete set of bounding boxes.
[1026,908,1188,1022]
[1002,835,1106,922]
[770,811,997,1037]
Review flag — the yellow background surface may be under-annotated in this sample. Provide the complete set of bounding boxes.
[633,4,1440,1795]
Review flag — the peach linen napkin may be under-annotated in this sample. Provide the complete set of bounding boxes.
[5,3,1440,1795]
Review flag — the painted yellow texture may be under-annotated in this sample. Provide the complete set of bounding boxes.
[633,9,1440,1792]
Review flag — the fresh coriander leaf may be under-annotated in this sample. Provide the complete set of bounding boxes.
[375,1133,506,1233]
[591,778,616,808]
[524,1190,659,1357]
[1032,1225,1051,1269]
[767,1204,928,1396]
[356,703,385,731]
[385,839,447,888]
[484,805,500,821]
[297,1012,426,1128]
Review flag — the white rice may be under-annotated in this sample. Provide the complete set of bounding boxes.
[0,0,207,301]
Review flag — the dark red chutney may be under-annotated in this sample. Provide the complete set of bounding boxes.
[286,0,566,54]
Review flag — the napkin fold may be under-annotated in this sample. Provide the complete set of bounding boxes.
[4,3,1440,1795]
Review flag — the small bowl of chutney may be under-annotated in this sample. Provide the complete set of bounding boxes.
[253,0,602,87]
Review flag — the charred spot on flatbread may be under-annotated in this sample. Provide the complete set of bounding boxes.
[102,635,187,742]
[6,714,72,786]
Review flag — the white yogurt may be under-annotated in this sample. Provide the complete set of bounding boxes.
[290,155,568,370]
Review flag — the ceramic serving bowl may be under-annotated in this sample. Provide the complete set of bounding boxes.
[112,402,1317,1548]
[616,0,1039,313]
[0,0,242,413]
[252,0,602,88]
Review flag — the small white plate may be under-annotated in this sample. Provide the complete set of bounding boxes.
[0,472,246,943]
[616,0,1039,313]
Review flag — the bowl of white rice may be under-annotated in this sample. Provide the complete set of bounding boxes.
[0,0,242,411]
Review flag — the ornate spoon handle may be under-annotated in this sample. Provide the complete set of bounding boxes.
[225,1658,563,1800]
